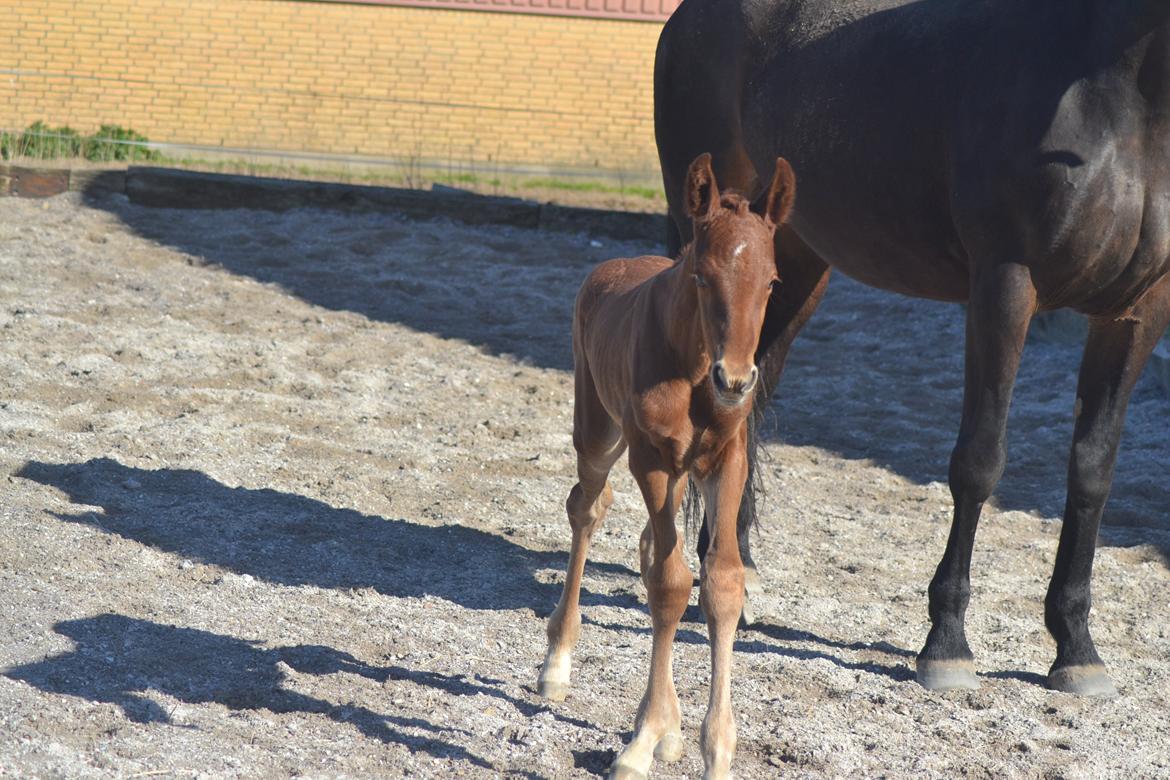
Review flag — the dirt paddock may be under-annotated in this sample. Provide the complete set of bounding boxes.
[0,193,1167,778]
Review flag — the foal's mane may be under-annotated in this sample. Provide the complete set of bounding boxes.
[716,190,754,216]
[672,189,757,265]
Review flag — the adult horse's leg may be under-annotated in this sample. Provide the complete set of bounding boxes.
[539,361,626,701]
[917,262,1037,691]
[611,438,691,780]
[697,429,749,779]
[1046,275,1170,696]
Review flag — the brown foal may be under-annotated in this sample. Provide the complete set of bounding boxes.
[538,153,795,780]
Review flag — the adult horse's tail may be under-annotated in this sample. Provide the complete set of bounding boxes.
[657,0,832,622]
[657,0,767,567]
[654,0,760,256]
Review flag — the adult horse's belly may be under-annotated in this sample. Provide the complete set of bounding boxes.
[741,120,973,303]
[737,1,973,302]
[786,197,971,303]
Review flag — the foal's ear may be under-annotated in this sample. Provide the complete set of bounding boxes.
[684,153,720,221]
[759,157,796,228]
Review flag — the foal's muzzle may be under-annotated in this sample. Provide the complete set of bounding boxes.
[712,361,758,404]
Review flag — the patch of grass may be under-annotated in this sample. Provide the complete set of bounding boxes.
[1,121,160,162]
[84,125,161,162]
[1,121,82,160]
[1,121,664,209]
[521,177,662,200]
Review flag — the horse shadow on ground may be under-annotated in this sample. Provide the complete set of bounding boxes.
[3,613,565,769]
[585,611,917,684]
[12,457,923,741]
[82,189,1168,563]
[15,458,637,614]
[17,454,925,687]
[82,189,619,371]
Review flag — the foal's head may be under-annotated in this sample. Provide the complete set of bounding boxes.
[683,153,796,406]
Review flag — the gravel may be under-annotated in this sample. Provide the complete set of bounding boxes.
[0,193,1166,778]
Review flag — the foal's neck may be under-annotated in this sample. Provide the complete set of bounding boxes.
[656,244,710,381]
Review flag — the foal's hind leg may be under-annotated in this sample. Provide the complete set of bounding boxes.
[918,263,1036,691]
[539,367,625,701]
[611,439,691,780]
[1046,275,1170,697]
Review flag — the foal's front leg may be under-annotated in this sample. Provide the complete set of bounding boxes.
[611,439,691,780]
[697,434,748,780]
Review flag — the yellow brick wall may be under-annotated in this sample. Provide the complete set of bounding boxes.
[0,0,665,179]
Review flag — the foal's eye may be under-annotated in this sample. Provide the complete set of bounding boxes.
[692,274,708,288]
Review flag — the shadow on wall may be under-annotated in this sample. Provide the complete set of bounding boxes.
[15,458,638,614]
[4,614,504,767]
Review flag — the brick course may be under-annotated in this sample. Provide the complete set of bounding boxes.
[0,0,665,180]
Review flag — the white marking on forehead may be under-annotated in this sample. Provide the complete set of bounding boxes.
[732,241,748,259]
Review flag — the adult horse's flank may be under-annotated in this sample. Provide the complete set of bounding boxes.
[657,0,1170,696]
[538,154,795,779]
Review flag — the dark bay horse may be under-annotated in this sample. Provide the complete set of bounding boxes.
[656,0,1170,697]
[539,154,795,779]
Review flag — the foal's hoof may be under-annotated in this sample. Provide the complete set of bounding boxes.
[653,731,685,763]
[608,762,648,780]
[916,659,980,691]
[1047,665,1118,698]
[537,678,570,702]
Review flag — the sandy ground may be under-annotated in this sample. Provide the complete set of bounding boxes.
[0,193,1167,779]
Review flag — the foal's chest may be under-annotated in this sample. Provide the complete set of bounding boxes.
[634,386,744,478]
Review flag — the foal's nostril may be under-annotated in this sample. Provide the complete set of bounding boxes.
[712,361,758,399]
[712,363,730,394]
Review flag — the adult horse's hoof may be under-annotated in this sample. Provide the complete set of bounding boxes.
[1047,665,1118,698]
[653,731,685,762]
[537,678,570,702]
[916,659,980,691]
